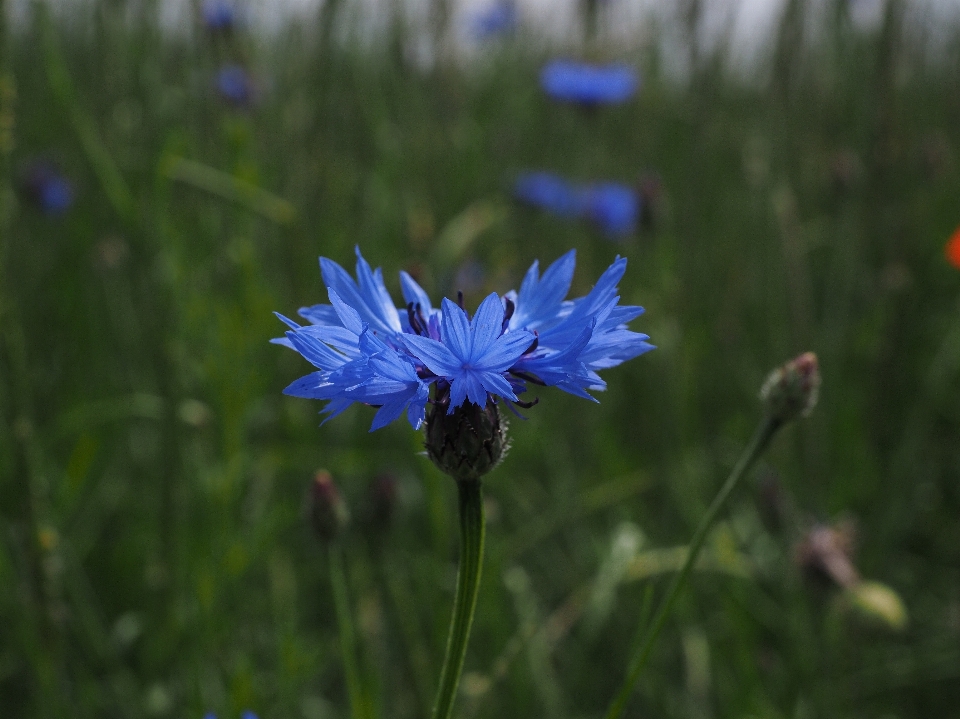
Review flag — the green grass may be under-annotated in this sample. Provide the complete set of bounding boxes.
[2,1,960,717]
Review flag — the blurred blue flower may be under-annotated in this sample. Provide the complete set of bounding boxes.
[540,60,639,105]
[215,65,256,107]
[276,248,652,430]
[240,711,259,719]
[514,172,582,217]
[202,0,236,32]
[19,161,74,216]
[514,172,639,238]
[580,182,639,238]
[471,1,517,39]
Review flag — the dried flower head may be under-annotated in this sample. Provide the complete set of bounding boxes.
[309,470,350,542]
[760,352,821,425]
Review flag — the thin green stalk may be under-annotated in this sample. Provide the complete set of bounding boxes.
[432,479,486,719]
[604,416,781,719]
[329,544,369,719]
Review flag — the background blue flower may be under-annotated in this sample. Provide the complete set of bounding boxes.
[471,1,517,40]
[215,65,256,107]
[513,171,583,217]
[540,60,639,104]
[19,161,74,215]
[580,182,639,238]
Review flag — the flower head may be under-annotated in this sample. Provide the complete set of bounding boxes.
[19,161,74,216]
[215,65,257,107]
[580,182,639,238]
[514,172,582,217]
[540,60,639,105]
[946,225,960,269]
[276,248,652,437]
[201,0,237,32]
[514,172,640,239]
[471,0,517,39]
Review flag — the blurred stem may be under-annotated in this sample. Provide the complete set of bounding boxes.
[329,544,370,719]
[604,416,781,719]
[432,480,486,719]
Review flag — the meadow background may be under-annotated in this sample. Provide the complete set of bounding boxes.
[2,0,960,717]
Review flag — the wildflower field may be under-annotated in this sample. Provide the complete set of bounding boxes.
[2,1,960,717]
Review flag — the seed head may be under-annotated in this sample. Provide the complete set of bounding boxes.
[760,352,821,425]
[309,470,350,542]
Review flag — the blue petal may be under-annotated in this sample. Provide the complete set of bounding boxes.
[511,249,576,330]
[448,372,470,410]
[399,334,461,377]
[473,329,534,372]
[399,271,433,313]
[370,398,409,431]
[440,297,472,361]
[283,372,338,399]
[297,303,341,326]
[468,293,505,360]
[275,312,302,330]
[328,289,365,335]
[463,372,489,407]
[285,330,352,368]
[477,370,519,401]
[353,247,402,333]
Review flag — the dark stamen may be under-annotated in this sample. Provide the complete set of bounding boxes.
[416,304,429,335]
[510,370,547,386]
[523,331,539,355]
[457,290,465,311]
[407,302,423,335]
[501,298,515,333]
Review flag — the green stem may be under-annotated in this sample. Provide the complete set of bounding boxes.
[329,544,368,719]
[432,479,486,719]
[604,416,781,719]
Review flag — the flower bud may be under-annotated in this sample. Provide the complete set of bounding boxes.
[847,580,908,631]
[760,352,821,425]
[793,520,858,589]
[366,472,397,530]
[424,401,508,483]
[309,470,350,542]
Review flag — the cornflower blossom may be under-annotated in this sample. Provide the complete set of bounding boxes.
[514,172,639,238]
[946,225,960,269]
[471,0,517,39]
[215,65,257,107]
[20,161,74,216]
[276,247,652,432]
[201,0,237,32]
[540,60,639,105]
[579,183,639,238]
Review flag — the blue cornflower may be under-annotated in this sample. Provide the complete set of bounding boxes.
[540,60,639,105]
[202,0,236,32]
[471,0,517,39]
[19,161,74,215]
[514,172,583,217]
[514,172,639,239]
[215,65,257,107]
[276,248,652,432]
[400,294,534,412]
[580,182,639,238]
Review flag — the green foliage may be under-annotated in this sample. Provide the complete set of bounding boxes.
[2,2,960,717]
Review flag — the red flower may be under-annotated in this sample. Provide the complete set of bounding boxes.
[947,226,960,269]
